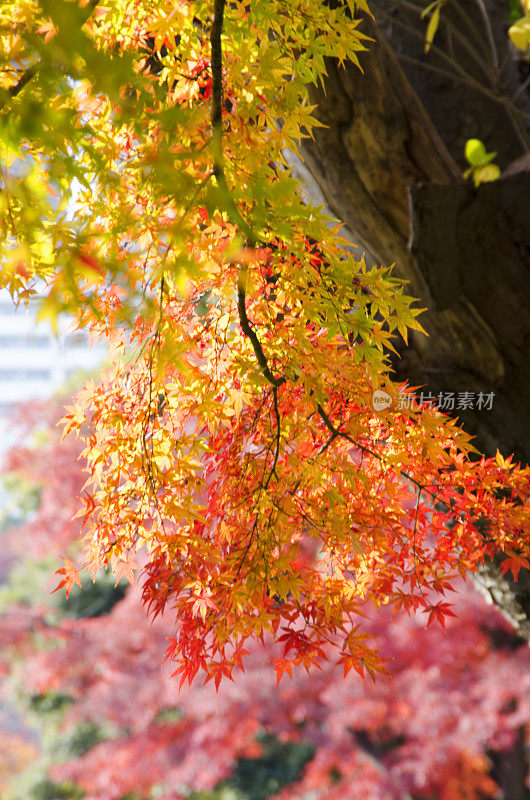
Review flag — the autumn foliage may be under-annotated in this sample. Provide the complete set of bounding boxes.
[1,0,530,686]
[1,402,530,800]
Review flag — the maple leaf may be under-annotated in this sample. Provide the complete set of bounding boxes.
[112,557,141,587]
[272,657,293,685]
[53,557,82,599]
[499,551,530,582]
[424,601,457,631]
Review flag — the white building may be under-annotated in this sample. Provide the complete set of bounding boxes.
[0,289,106,416]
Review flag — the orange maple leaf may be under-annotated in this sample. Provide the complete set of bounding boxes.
[53,556,82,599]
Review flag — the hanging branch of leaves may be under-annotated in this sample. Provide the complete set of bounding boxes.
[0,0,529,687]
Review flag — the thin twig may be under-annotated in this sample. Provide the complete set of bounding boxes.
[376,4,530,143]
[512,74,530,103]
[264,387,282,488]
[396,52,530,149]
[472,0,498,70]
[446,0,493,60]
[382,0,497,83]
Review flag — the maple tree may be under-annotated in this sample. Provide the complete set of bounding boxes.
[1,404,530,800]
[1,0,530,687]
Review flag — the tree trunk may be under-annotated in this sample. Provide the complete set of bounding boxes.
[297,12,530,642]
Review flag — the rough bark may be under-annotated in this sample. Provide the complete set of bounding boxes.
[296,12,530,642]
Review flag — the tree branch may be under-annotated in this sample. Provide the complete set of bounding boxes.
[236,280,286,389]
[210,0,285,390]
[210,0,227,177]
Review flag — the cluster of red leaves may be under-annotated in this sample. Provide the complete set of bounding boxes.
[1,405,529,800]
[15,583,530,800]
